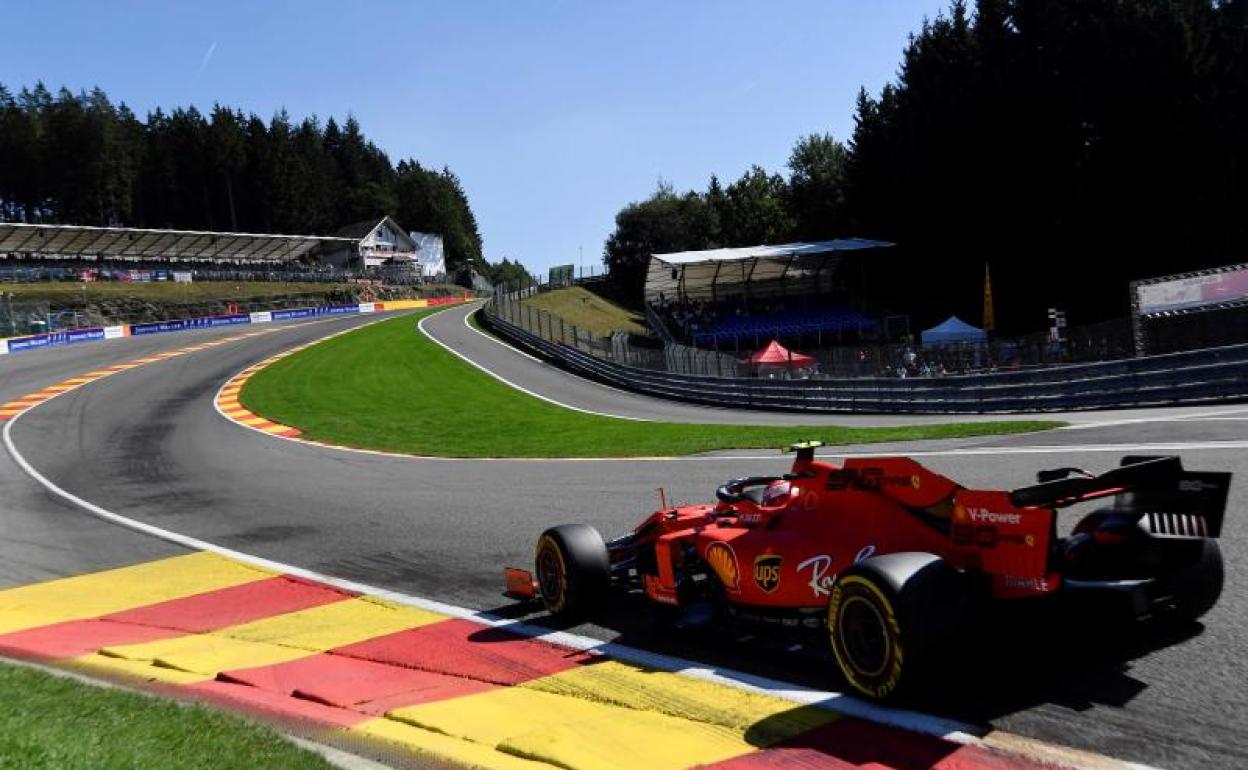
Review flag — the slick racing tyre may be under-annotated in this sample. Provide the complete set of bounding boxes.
[827,553,961,699]
[535,524,610,621]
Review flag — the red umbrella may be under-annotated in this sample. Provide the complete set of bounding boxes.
[740,339,815,367]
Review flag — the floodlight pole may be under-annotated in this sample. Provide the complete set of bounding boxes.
[1129,278,1146,357]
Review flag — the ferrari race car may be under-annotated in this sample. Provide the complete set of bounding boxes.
[505,443,1228,699]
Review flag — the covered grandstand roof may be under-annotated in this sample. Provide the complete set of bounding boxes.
[0,223,356,263]
[646,238,893,302]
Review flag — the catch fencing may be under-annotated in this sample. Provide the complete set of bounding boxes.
[481,301,1248,413]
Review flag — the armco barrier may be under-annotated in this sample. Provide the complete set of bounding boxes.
[1,297,468,357]
[481,309,1248,413]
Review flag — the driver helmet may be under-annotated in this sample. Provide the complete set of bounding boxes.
[761,480,792,507]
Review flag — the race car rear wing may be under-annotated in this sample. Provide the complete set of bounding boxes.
[1009,455,1230,537]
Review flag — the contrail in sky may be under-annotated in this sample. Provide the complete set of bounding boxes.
[197,41,217,75]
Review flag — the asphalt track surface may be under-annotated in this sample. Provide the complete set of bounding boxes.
[2,306,1247,769]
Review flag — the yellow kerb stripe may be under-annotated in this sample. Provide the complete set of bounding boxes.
[384,661,837,770]
[388,687,753,770]
[522,661,834,741]
[0,553,273,635]
[97,597,445,676]
[354,718,553,770]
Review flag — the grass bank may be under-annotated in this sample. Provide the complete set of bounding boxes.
[1,281,343,303]
[521,286,647,336]
[0,662,335,769]
[240,310,1061,458]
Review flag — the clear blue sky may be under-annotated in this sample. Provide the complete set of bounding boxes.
[1,1,948,275]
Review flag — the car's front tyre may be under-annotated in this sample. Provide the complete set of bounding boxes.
[534,524,609,621]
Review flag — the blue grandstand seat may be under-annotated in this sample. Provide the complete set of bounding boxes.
[691,305,879,345]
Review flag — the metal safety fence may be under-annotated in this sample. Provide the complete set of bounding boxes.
[481,301,1248,414]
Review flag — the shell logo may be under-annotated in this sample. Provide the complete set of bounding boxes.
[705,542,740,592]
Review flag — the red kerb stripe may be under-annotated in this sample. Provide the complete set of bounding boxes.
[0,575,354,660]
[331,618,597,686]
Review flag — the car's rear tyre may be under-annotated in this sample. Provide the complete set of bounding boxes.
[1167,538,1223,621]
[534,524,609,621]
[827,553,961,699]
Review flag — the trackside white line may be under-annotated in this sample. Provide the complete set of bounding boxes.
[2,399,979,746]
[0,321,1163,770]
[816,440,1248,459]
[457,304,1248,434]
[460,305,546,364]
[417,304,652,422]
[226,306,1245,465]
[1058,405,1248,430]
[460,304,661,401]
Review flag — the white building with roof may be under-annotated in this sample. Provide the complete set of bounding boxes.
[321,216,422,277]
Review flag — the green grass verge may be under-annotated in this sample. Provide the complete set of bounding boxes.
[0,662,335,770]
[241,310,1061,458]
[521,286,648,336]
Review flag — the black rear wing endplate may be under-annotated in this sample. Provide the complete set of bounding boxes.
[1010,456,1231,537]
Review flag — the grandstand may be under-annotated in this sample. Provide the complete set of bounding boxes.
[693,305,878,347]
[644,239,894,349]
[0,223,351,263]
[0,220,438,285]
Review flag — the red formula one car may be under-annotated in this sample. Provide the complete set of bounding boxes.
[505,443,1228,699]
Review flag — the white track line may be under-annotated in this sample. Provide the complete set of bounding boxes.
[417,305,651,422]
[2,380,978,746]
[819,439,1248,459]
[220,308,1248,463]
[460,304,663,401]
[0,312,1165,770]
[1058,405,1248,430]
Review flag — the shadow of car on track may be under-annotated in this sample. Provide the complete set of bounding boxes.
[474,591,1208,738]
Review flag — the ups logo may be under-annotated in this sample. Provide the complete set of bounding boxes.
[753,554,782,593]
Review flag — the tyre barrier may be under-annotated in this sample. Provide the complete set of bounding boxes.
[480,310,1248,414]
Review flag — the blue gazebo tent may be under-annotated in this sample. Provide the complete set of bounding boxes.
[921,316,986,345]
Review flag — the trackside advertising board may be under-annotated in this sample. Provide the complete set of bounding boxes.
[1137,265,1248,315]
[5,327,109,352]
[270,304,360,321]
[0,298,467,355]
[130,314,251,336]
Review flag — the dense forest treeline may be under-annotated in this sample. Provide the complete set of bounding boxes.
[0,84,485,274]
[605,0,1248,332]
